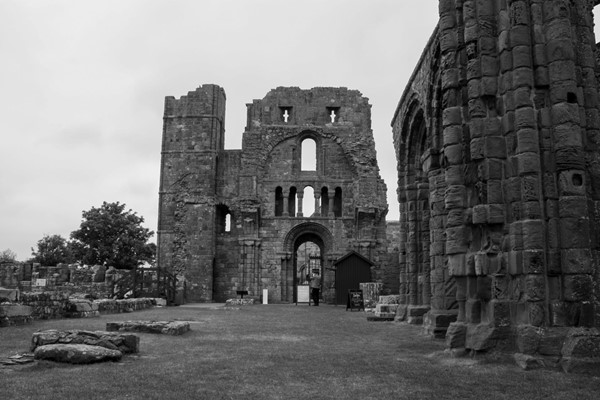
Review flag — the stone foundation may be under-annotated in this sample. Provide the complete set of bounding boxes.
[446,323,600,374]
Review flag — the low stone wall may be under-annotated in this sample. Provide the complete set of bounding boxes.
[16,292,157,321]
[20,291,70,319]
[96,298,157,314]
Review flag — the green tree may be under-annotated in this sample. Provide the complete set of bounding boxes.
[0,249,18,263]
[30,234,74,266]
[70,201,155,269]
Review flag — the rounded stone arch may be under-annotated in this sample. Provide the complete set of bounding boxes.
[283,222,334,254]
[259,129,359,182]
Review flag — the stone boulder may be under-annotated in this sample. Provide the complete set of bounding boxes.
[106,320,190,336]
[31,329,139,353]
[34,344,122,364]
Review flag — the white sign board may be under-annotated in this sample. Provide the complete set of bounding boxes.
[35,279,47,287]
[297,285,310,304]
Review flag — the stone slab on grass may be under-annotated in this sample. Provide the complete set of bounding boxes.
[106,320,190,336]
[31,329,139,353]
[34,343,122,364]
[367,316,396,322]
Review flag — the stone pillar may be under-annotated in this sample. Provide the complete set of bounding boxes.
[314,192,321,217]
[542,1,594,327]
[328,193,335,218]
[398,201,408,305]
[439,0,467,344]
[297,193,304,217]
[283,194,289,216]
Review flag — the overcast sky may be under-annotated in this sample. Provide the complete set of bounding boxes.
[0,0,440,260]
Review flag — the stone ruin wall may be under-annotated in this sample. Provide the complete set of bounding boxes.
[393,0,600,357]
[158,85,395,303]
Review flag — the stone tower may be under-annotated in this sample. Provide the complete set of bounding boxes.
[157,84,226,301]
[393,0,600,364]
[158,86,392,303]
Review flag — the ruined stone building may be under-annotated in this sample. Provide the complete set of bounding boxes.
[157,85,393,303]
[393,0,600,358]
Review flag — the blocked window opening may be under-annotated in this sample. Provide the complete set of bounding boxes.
[327,107,340,123]
[301,138,317,171]
[334,187,342,217]
[321,187,329,216]
[280,107,292,123]
[275,186,283,216]
[303,186,315,217]
[289,187,297,217]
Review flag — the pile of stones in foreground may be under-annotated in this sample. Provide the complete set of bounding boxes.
[366,295,401,322]
[5,320,191,365]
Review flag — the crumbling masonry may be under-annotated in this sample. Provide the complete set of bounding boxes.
[393,0,600,364]
[157,86,393,303]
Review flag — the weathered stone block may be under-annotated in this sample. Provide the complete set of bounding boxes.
[423,310,458,339]
[446,322,467,348]
[106,320,191,336]
[514,353,544,370]
[31,330,139,354]
[561,249,593,274]
[465,324,511,351]
[563,275,593,302]
[34,344,122,364]
[466,299,481,323]
[484,136,506,158]
[516,325,541,354]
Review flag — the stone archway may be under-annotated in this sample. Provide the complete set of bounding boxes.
[281,222,334,303]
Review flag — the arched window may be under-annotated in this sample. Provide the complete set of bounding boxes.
[334,187,342,217]
[275,186,283,216]
[225,213,231,232]
[216,205,232,233]
[303,186,315,217]
[301,138,317,171]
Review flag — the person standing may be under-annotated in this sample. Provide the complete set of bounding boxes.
[309,270,321,306]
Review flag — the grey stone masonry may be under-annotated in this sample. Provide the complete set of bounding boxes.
[392,0,600,363]
[158,86,392,303]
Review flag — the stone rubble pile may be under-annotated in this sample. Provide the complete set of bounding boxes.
[31,329,140,353]
[30,329,140,364]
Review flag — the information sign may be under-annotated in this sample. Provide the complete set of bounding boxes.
[346,289,364,311]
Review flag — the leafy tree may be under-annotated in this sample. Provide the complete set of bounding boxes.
[70,201,155,269]
[31,234,74,266]
[0,249,18,263]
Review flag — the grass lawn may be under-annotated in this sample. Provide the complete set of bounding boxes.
[1,303,599,400]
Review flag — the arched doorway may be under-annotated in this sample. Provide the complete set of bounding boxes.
[282,222,334,303]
